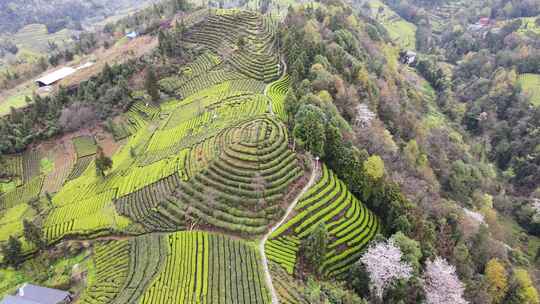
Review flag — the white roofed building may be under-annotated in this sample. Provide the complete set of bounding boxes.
[35,67,77,87]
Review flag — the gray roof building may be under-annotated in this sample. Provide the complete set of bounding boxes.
[0,295,42,304]
[0,284,71,304]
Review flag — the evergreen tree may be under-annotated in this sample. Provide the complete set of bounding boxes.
[292,57,305,84]
[293,104,326,157]
[23,219,45,250]
[158,30,171,56]
[302,222,328,276]
[101,63,114,84]
[95,146,113,177]
[172,0,188,12]
[284,89,300,124]
[237,36,246,51]
[145,67,160,103]
[1,236,22,267]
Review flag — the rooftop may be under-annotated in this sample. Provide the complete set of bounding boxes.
[0,295,42,304]
[36,67,77,86]
[0,284,71,304]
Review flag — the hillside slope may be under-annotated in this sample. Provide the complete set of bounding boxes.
[0,8,380,302]
[0,0,151,34]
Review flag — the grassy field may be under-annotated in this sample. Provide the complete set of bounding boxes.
[518,73,540,107]
[366,0,417,50]
[0,181,16,193]
[0,249,89,298]
[0,84,34,116]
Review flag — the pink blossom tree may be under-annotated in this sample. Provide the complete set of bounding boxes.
[423,257,468,304]
[360,239,413,300]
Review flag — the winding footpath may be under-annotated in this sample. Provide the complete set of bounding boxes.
[259,158,320,304]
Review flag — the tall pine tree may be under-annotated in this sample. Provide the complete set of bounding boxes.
[95,146,113,178]
[1,236,22,267]
[23,219,46,250]
[145,67,160,103]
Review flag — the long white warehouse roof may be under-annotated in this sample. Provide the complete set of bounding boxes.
[36,67,77,86]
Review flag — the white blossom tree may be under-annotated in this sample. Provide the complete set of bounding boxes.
[359,239,413,299]
[423,257,468,304]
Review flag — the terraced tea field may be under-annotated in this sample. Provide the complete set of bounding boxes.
[266,165,380,277]
[0,8,380,303]
[8,24,72,54]
[141,231,270,304]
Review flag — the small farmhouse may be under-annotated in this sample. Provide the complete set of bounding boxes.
[126,31,139,39]
[35,67,77,87]
[0,284,72,304]
[399,50,417,65]
[469,17,492,31]
[478,17,490,27]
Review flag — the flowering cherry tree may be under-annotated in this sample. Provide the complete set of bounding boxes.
[360,239,413,299]
[423,257,468,304]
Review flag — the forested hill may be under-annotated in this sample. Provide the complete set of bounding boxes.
[0,0,151,33]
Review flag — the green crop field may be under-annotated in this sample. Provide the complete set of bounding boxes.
[0,181,16,193]
[72,136,98,158]
[518,73,540,107]
[0,85,34,117]
[78,239,131,303]
[268,75,290,121]
[0,204,36,243]
[140,231,270,304]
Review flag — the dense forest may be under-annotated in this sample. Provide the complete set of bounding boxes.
[279,0,540,302]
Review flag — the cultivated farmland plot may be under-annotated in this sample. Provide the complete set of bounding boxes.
[266,165,380,277]
[72,135,98,159]
[140,231,270,304]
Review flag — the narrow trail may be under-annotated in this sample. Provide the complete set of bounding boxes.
[259,158,319,304]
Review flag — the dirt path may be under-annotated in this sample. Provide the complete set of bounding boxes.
[259,158,319,304]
